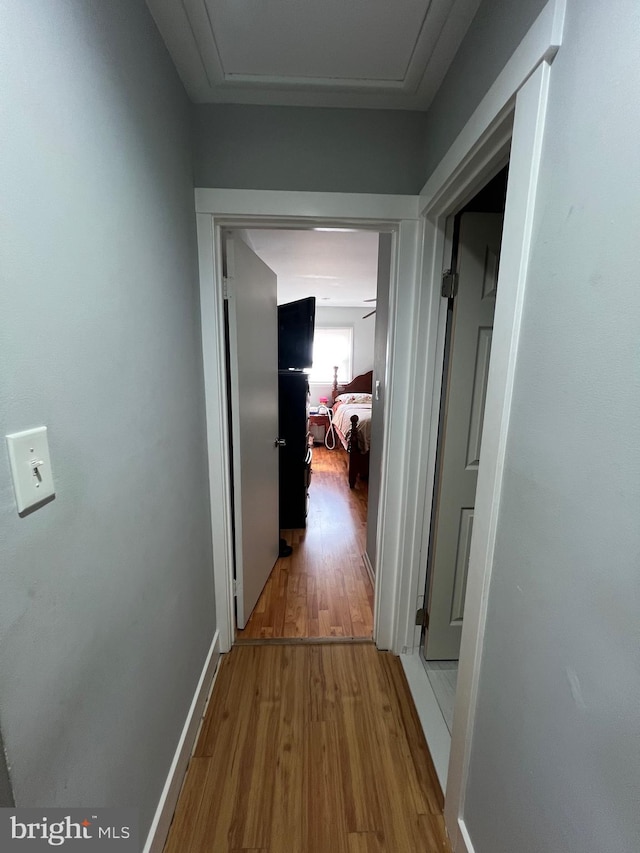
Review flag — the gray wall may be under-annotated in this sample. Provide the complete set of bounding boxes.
[0,0,214,837]
[0,732,13,807]
[420,0,546,182]
[463,1,640,851]
[192,0,548,195]
[192,104,428,194]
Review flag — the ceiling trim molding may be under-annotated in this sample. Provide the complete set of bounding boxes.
[147,0,481,110]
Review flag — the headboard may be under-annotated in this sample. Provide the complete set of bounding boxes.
[331,368,373,405]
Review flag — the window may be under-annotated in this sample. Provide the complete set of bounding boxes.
[309,327,353,383]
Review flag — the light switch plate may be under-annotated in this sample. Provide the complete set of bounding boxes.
[6,427,56,516]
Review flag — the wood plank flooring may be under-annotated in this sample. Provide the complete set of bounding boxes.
[237,447,373,640]
[164,644,450,853]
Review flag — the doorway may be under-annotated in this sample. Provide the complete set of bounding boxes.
[192,19,559,847]
[421,169,508,732]
[222,227,391,641]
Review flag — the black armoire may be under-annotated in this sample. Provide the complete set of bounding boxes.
[278,372,311,529]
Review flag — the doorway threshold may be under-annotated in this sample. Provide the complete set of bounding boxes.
[234,636,374,646]
[400,651,451,792]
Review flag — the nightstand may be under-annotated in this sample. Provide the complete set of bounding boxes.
[308,412,330,444]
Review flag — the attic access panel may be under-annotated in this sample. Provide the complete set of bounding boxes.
[208,0,429,82]
[146,0,482,108]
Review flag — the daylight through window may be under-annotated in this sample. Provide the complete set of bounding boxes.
[309,327,353,383]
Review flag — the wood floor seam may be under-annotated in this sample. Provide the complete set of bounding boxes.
[234,637,375,646]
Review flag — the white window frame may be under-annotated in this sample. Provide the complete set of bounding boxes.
[309,326,354,385]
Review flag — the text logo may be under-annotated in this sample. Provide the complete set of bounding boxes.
[1,809,137,851]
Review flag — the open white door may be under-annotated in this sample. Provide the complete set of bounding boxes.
[226,235,280,629]
[424,213,503,660]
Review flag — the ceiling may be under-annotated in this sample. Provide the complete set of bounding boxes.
[242,229,379,306]
[146,0,481,110]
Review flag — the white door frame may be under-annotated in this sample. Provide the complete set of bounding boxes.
[193,4,564,845]
[392,1,565,851]
[195,192,422,653]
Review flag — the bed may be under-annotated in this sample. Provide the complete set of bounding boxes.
[330,368,373,488]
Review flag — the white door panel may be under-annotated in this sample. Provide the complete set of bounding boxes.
[424,213,503,660]
[226,235,280,629]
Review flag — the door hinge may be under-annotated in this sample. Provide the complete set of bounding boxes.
[416,608,429,629]
[223,276,231,300]
[232,578,237,597]
[441,269,458,299]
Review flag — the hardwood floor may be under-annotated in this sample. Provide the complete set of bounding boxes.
[164,644,450,853]
[237,446,373,640]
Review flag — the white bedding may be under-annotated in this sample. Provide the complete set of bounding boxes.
[332,402,373,453]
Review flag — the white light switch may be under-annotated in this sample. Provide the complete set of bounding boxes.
[6,427,56,516]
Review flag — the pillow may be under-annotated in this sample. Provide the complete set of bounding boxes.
[335,392,372,405]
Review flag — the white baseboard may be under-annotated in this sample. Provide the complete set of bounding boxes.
[399,651,451,792]
[362,551,375,587]
[456,818,475,853]
[143,630,222,853]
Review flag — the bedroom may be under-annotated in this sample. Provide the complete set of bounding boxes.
[224,227,389,641]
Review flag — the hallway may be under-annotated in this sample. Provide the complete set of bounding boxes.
[237,446,373,639]
[164,643,450,853]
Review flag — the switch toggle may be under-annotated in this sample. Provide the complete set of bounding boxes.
[6,426,56,516]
